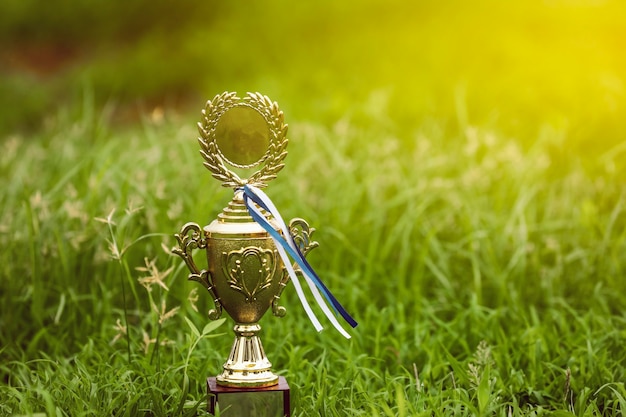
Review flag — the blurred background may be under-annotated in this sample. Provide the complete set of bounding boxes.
[1,2,625,412]
[1,0,624,157]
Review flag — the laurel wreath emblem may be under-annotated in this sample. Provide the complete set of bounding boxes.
[197,91,289,188]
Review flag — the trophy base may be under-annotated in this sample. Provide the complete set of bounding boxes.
[217,323,279,388]
[208,376,291,417]
[216,371,279,388]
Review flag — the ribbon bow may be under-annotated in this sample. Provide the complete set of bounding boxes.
[241,184,358,339]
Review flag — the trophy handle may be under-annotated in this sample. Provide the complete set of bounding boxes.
[271,218,319,317]
[173,222,223,320]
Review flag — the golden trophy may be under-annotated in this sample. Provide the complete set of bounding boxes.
[173,92,359,416]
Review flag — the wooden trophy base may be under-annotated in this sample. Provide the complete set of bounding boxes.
[207,376,291,417]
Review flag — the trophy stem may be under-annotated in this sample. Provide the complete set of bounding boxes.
[216,323,279,388]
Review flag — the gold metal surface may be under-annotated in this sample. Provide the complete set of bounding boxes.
[198,91,288,189]
[173,92,317,388]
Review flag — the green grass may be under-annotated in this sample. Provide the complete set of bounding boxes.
[1,92,625,415]
[2,0,626,415]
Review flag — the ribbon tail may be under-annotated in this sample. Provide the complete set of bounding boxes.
[292,243,358,328]
[300,271,352,339]
[243,185,358,337]
[275,239,324,332]
[244,197,324,332]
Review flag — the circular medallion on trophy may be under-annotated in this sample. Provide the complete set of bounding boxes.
[198,92,288,188]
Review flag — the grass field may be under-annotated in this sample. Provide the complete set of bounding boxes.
[2,1,626,416]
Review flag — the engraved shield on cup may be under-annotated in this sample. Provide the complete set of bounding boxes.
[222,246,278,304]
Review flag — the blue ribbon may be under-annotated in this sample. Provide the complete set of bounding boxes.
[242,185,358,331]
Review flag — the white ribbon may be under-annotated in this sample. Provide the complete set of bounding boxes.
[243,184,353,339]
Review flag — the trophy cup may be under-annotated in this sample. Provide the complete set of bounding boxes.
[172,92,320,415]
